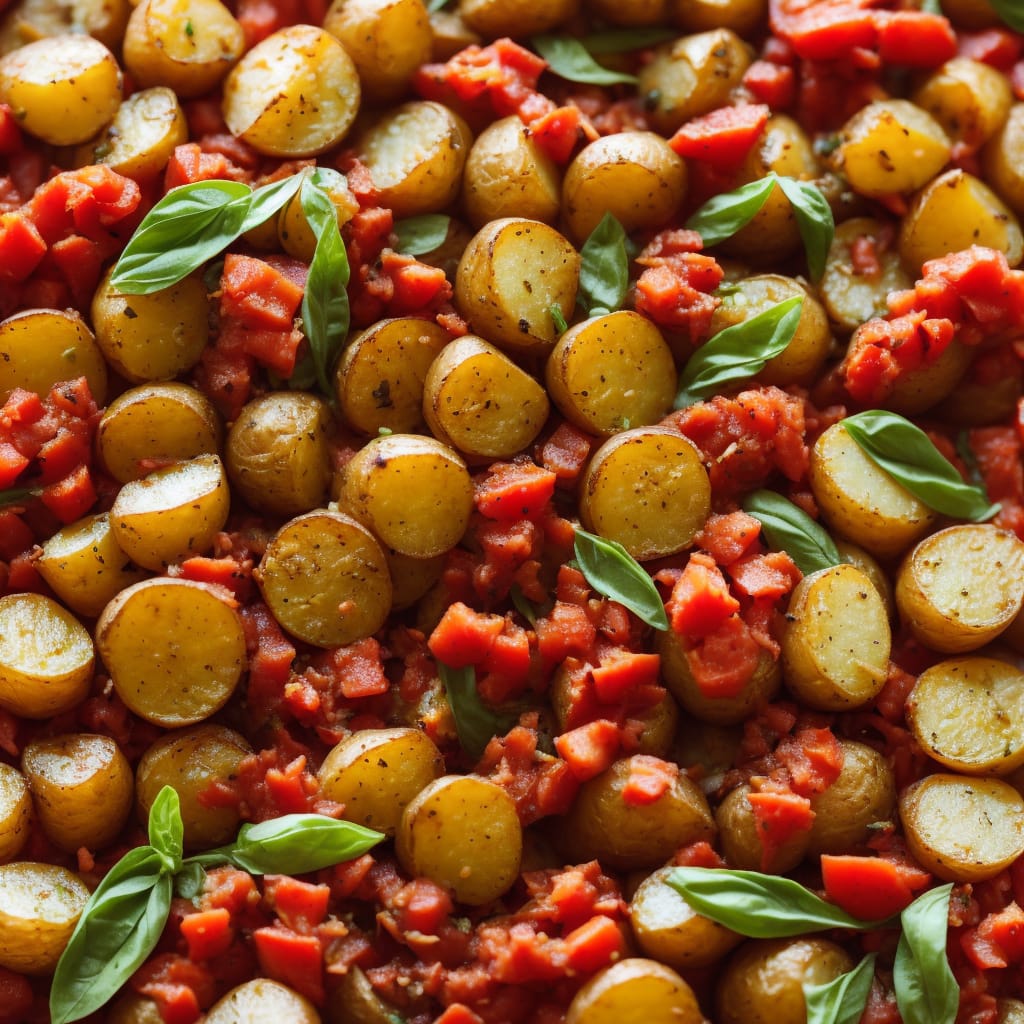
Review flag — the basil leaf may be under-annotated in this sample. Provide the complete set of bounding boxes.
[533,35,638,85]
[581,28,676,54]
[174,861,207,901]
[775,176,834,281]
[426,0,450,9]
[665,867,882,936]
[894,884,957,1024]
[0,486,36,508]
[685,176,776,247]
[510,584,539,627]
[300,168,351,395]
[741,489,841,575]
[991,0,1024,32]
[579,212,630,317]
[843,410,999,522]
[393,214,452,256]
[804,954,877,1024]
[51,847,171,1024]
[439,662,519,760]
[674,295,803,408]
[574,527,669,630]
[147,785,183,874]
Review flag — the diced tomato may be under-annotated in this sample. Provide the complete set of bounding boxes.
[958,29,1023,70]
[265,876,331,933]
[0,212,45,281]
[554,719,621,781]
[776,727,844,796]
[961,902,1024,969]
[742,61,796,109]
[563,915,625,973]
[875,11,957,67]
[621,755,679,806]
[428,602,506,667]
[0,105,22,154]
[695,511,762,565]
[669,104,771,167]
[590,651,661,704]
[540,422,594,483]
[685,613,764,699]
[164,143,249,190]
[253,926,324,1004]
[220,253,305,330]
[435,1005,485,1024]
[0,442,29,488]
[666,553,739,637]
[747,787,814,871]
[769,0,878,61]
[822,854,932,921]
[39,465,96,524]
[180,909,234,961]
[475,461,557,521]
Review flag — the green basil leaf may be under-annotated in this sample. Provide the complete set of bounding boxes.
[550,303,569,334]
[894,884,957,1024]
[533,35,638,85]
[578,212,630,317]
[685,175,776,247]
[741,489,841,576]
[665,867,883,937]
[574,527,669,630]
[0,486,36,508]
[674,295,803,408]
[222,814,383,874]
[439,662,519,760]
[393,214,452,256]
[919,0,942,12]
[174,861,207,901]
[426,0,450,9]
[51,847,172,1024]
[580,28,676,54]
[775,176,834,281]
[147,785,183,874]
[235,172,308,235]
[843,410,999,522]
[300,168,351,395]
[805,954,877,1024]
[990,0,1024,32]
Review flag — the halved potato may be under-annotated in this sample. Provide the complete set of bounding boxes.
[579,426,712,561]
[0,0,131,54]
[0,862,89,974]
[0,764,31,864]
[96,577,246,727]
[566,958,703,1024]
[716,783,810,874]
[457,0,578,37]
[0,593,94,719]
[982,102,1024,216]
[223,24,360,157]
[257,509,392,648]
[204,980,321,1024]
[907,657,1024,775]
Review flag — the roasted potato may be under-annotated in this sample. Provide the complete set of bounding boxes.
[463,115,562,228]
[545,311,677,436]
[0,593,94,719]
[22,733,133,853]
[0,862,89,974]
[396,774,522,905]
[0,308,107,404]
[560,756,716,870]
[109,453,230,570]
[91,268,210,383]
[135,724,252,849]
[579,426,712,561]
[630,866,743,970]
[0,0,131,53]
[422,335,550,459]
[226,392,333,518]
[0,33,121,144]
[222,24,360,157]
[716,782,810,873]
[0,764,31,864]
[277,171,359,260]
[325,965,401,1024]
[455,218,580,356]
[565,958,703,1024]
[900,773,1024,882]
[672,0,765,35]
[895,524,1024,653]
[457,0,579,38]
[257,509,392,648]
[982,102,1024,216]
[336,317,449,435]
[586,0,666,26]
[562,132,687,243]
[781,563,891,711]
[96,577,246,727]
[339,433,474,557]
[318,727,444,836]
[204,980,321,1024]
[907,657,1024,775]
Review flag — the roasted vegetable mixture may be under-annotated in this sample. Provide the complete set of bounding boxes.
[3,0,1024,1021]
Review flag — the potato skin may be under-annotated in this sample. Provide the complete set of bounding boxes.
[204,979,321,1024]
[0,763,32,864]
[566,957,704,1024]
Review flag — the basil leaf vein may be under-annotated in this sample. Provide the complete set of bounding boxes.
[665,867,883,936]
[804,953,877,1024]
[393,214,452,256]
[439,662,519,760]
[991,0,1024,32]
[50,848,171,1024]
[147,785,183,874]
[776,175,834,281]
[741,489,841,575]
[578,212,630,317]
[893,884,957,1024]
[574,527,669,630]
[843,410,999,522]
[674,295,804,408]
[533,35,638,85]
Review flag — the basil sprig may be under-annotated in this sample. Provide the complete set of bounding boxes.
[573,527,669,630]
[393,214,452,256]
[578,212,630,317]
[894,884,957,1024]
[674,295,803,408]
[0,486,37,508]
[439,662,519,760]
[51,786,383,1024]
[533,35,638,85]
[990,0,1024,32]
[843,410,999,522]
[686,173,834,280]
[741,489,841,575]
[805,953,877,1024]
